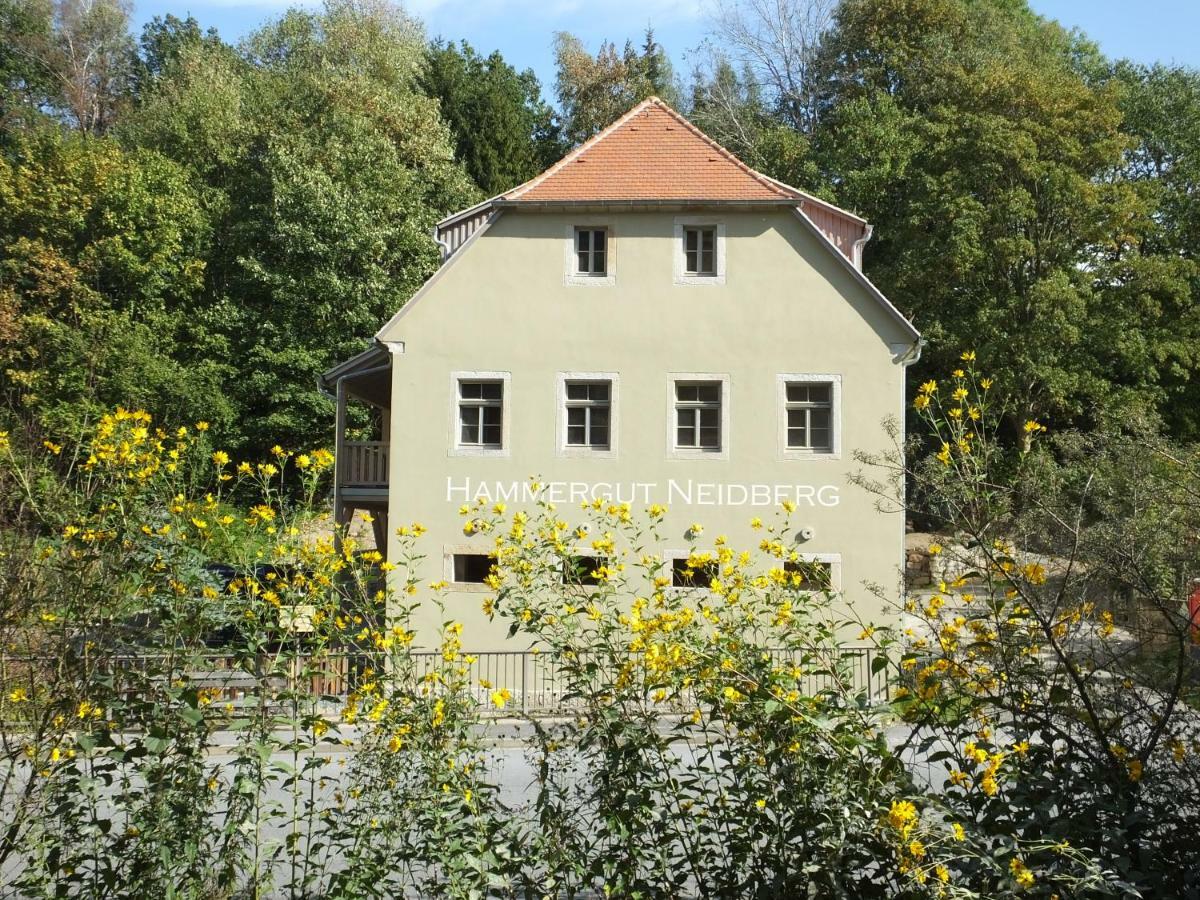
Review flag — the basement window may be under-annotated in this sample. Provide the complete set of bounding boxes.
[672,557,719,589]
[452,553,497,584]
[562,555,606,585]
[783,559,833,592]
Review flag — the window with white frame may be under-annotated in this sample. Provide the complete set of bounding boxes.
[784,381,834,452]
[457,380,503,448]
[574,227,608,276]
[674,381,722,451]
[682,226,717,276]
[564,380,611,450]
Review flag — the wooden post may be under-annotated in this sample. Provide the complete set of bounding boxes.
[333,378,347,559]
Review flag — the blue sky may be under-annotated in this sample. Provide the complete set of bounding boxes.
[131,0,1199,100]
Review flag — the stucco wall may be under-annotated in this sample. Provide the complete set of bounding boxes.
[378,209,915,648]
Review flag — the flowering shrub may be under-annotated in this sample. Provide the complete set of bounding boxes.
[0,410,500,897]
[8,384,1195,897]
[465,493,916,897]
[860,354,1200,897]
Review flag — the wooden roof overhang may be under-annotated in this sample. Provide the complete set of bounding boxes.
[318,344,391,408]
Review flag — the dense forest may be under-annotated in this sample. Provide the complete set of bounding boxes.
[1,0,1197,457]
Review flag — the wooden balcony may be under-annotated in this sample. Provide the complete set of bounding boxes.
[340,440,389,490]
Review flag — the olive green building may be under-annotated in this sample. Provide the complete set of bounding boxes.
[321,98,922,648]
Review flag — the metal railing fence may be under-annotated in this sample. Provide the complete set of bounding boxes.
[1,646,890,718]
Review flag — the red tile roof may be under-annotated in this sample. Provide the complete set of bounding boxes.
[508,97,800,202]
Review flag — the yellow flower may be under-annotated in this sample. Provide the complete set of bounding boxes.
[980,378,993,390]
[960,350,976,362]
[195,421,210,431]
[1127,759,1143,782]
[951,822,965,841]
[1023,419,1046,435]
[296,454,312,469]
[886,800,918,838]
[491,688,513,710]
[1020,562,1046,586]
[211,450,230,467]
[43,440,62,455]
[8,687,28,703]
[755,798,767,810]
[913,394,930,410]
[918,380,938,395]
[1009,857,1034,888]
[0,431,9,450]
[270,445,285,457]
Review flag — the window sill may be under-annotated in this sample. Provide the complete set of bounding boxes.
[669,447,729,461]
[566,273,615,287]
[781,448,841,461]
[449,445,509,458]
[673,274,725,287]
[557,444,617,460]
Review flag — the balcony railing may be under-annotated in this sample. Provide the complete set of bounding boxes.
[341,440,389,487]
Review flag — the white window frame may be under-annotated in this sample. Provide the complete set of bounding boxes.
[673,217,725,286]
[667,373,730,460]
[565,221,616,287]
[777,373,841,460]
[784,552,842,593]
[556,372,618,459]
[442,544,497,593]
[449,371,511,457]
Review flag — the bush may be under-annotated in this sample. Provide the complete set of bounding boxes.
[9,387,1197,897]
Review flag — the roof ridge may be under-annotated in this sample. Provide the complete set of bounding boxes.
[643,98,799,201]
[505,96,662,200]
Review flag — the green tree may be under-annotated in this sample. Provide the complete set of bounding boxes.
[811,0,1199,439]
[131,13,223,98]
[123,0,477,454]
[0,127,230,437]
[422,39,563,194]
[688,54,822,191]
[553,28,680,144]
[0,0,55,137]
[1112,62,1200,438]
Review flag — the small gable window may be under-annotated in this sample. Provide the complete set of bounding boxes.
[574,227,608,276]
[674,219,725,285]
[682,226,717,276]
